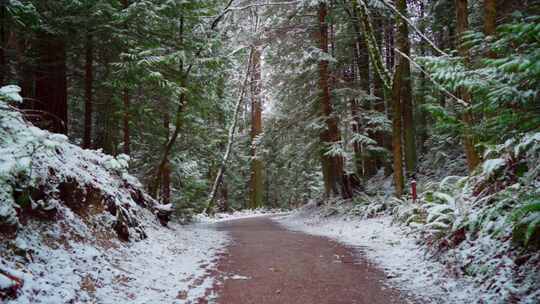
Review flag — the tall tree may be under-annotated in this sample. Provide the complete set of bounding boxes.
[161,111,171,204]
[249,46,264,209]
[456,0,481,172]
[0,2,6,86]
[396,0,416,177]
[391,62,404,196]
[317,2,345,198]
[122,0,130,155]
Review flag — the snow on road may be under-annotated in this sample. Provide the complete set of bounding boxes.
[195,208,289,223]
[277,208,481,304]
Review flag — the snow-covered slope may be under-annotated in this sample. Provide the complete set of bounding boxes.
[0,86,228,303]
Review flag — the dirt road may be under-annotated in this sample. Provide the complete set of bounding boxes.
[211,216,413,304]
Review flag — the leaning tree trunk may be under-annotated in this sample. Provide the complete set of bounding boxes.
[249,46,264,209]
[83,33,94,149]
[456,0,481,172]
[205,48,253,213]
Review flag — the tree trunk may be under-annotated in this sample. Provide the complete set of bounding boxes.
[34,33,67,134]
[0,3,6,86]
[122,88,130,155]
[83,34,93,149]
[205,48,253,213]
[396,0,416,177]
[161,111,171,204]
[384,19,394,73]
[484,0,497,36]
[355,16,376,178]
[94,51,116,154]
[391,65,404,197]
[456,0,481,172]
[348,42,363,178]
[373,13,391,176]
[484,0,497,58]
[318,2,345,198]
[352,0,393,176]
[249,46,264,209]
[417,2,428,153]
[122,0,130,155]
[220,180,229,212]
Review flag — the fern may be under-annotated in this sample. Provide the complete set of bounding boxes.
[512,200,540,246]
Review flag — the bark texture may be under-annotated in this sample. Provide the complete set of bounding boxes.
[161,111,171,204]
[0,4,6,86]
[122,0,130,155]
[318,2,345,198]
[396,0,416,177]
[249,46,264,209]
[391,65,404,197]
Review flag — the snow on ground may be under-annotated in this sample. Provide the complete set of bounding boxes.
[276,205,481,304]
[2,219,228,304]
[195,208,289,223]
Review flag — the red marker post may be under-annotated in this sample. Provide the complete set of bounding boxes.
[411,179,417,203]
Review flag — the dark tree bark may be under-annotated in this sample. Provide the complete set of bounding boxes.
[0,3,6,86]
[354,11,376,178]
[347,58,362,178]
[417,2,428,153]
[396,0,416,177]
[122,0,130,155]
[122,88,130,155]
[249,46,264,209]
[384,19,394,72]
[34,33,67,134]
[484,0,497,58]
[484,0,496,35]
[318,2,346,198]
[391,64,404,196]
[83,34,94,149]
[373,13,390,175]
[161,111,171,204]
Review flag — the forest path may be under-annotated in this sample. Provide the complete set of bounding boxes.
[208,216,414,304]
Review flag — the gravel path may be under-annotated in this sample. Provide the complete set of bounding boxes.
[210,216,414,304]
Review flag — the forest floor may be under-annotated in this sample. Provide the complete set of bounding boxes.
[208,216,412,304]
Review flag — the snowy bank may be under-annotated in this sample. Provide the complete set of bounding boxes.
[1,220,228,303]
[0,86,227,302]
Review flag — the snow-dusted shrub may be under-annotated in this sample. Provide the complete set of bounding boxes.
[0,86,161,241]
[430,133,539,302]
